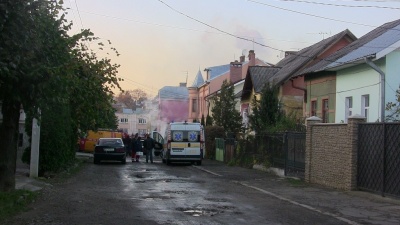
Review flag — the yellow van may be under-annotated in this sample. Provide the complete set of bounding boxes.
[78,130,123,153]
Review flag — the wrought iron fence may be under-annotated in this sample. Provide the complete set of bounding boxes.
[358,123,400,197]
[235,132,305,179]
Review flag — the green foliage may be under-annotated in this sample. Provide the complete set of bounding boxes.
[0,0,122,189]
[201,114,205,126]
[206,114,214,126]
[210,80,242,134]
[248,83,302,134]
[386,85,400,122]
[204,126,225,159]
[248,83,283,134]
[0,189,38,222]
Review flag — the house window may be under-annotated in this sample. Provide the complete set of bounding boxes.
[311,100,317,117]
[322,99,329,123]
[120,118,128,123]
[138,118,146,124]
[345,97,353,122]
[362,95,369,120]
[192,99,198,113]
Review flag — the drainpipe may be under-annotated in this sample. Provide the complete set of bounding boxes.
[291,79,307,103]
[364,57,385,122]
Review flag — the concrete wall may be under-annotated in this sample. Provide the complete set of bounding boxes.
[305,115,366,191]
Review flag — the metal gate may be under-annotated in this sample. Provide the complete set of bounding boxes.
[358,123,400,197]
[284,132,306,178]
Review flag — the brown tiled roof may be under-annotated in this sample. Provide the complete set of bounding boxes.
[268,29,357,85]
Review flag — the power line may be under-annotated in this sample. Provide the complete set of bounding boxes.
[277,0,400,10]
[157,0,400,68]
[246,0,393,28]
[73,0,84,29]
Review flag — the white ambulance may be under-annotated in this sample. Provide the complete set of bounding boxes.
[162,122,205,165]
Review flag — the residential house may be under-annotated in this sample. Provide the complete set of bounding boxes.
[240,66,281,128]
[188,50,272,123]
[265,29,357,122]
[116,108,151,136]
[295,18,400,123]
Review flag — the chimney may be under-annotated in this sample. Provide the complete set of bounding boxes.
[179,82,186,87]
[204,68,210,80]
[248,50,255,66]
[285,51,296,58]
[240,55,245,63]
[229,60,242,84]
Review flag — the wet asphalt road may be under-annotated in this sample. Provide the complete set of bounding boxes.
[9,157,351,225]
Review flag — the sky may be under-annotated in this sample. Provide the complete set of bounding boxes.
[64,0,400,97]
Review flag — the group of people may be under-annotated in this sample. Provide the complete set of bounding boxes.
[123,133,155,163]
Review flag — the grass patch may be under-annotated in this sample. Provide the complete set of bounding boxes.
[0,189,39,222]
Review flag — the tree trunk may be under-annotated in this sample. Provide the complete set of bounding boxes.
[0,100,21,192]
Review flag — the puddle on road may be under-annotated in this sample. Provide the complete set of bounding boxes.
[177,207,219,217]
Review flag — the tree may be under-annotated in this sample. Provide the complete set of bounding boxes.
[0,0,71,191]
[0,1,121,191]
[115,89,148,110]
[210,80,242,134]
[386,85,400,121]
[248,83,299,134]
[206,114,214,126]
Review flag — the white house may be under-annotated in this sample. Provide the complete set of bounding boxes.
[318,19,400,122]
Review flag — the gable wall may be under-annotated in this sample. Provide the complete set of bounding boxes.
[386,50,400,107]
[335,60,385,123]
[305,73,336,122]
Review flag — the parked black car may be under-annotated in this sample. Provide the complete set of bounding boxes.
[93,138,126,164]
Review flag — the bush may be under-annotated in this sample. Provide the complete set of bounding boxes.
[204,126,224,159]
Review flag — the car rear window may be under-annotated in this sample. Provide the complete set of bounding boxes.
[99,139,122,145]
[172,131,200,142]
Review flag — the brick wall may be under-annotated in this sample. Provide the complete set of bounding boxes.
[305,115,365,190]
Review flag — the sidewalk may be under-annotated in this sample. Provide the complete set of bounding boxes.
[15,152,93,192]
[198,159,400,225]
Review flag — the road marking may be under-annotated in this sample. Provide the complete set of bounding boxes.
[237,181,360,225]
[192,165,222,176]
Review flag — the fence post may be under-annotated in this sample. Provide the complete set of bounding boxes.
[305,116,322,183]
[347,115,366,190]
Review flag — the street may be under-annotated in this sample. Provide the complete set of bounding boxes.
[8,156,400,225]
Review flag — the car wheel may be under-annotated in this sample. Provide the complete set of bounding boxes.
[162,158,166,163]
[94,157,100,164]
[166,159,171,165]
[121,157,126,164]
[196,160,202,166]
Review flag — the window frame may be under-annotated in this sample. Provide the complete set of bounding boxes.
[322,99,329,123]
[361,94,369,120]
[345,97,353,122]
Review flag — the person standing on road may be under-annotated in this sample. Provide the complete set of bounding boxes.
[131,133,142,162]
[143,133,155,163]
[122,133,131,157]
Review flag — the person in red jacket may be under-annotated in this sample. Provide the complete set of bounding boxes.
[131,133,142,162]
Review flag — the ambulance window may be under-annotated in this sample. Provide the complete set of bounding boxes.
[188,131,199,142]
[172,131,183,142]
